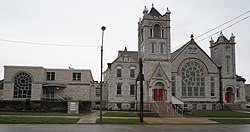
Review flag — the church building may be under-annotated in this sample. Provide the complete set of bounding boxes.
[104,6,246,111]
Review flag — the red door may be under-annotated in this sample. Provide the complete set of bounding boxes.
[225,87,233,103]
[225,92,232,103]
[153,89,163,101]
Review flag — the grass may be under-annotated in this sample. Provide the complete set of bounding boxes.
[96,118,142,124]
[191,110,250,118]
[0,116,79,124]
[211,119,250,124]
[102,112,139,117]
[245,109,250,112]
[0,111,91,116]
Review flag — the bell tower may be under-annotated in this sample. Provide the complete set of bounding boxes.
[210,32,236,79]
[138,5,171,60]
[138,5,172,102]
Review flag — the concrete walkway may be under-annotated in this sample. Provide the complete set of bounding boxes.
[144,117,218,125]
[77,110,100,124]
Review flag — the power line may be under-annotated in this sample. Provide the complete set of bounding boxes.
[194,10,250,39]
[197,15,250,42]
[172,10,250,50]
[0,38,100,48]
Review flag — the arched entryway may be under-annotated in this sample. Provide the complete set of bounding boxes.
[153,82,164,101]
[225,87,234,103]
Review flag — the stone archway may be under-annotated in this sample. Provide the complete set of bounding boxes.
[153,82,164,101]
[225,87,234,103]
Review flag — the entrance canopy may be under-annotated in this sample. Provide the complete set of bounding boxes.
[42,83,66,88]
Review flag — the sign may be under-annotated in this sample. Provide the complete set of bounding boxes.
[70,102,77,111]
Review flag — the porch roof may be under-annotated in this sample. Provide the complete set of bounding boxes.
[42,83,66,88]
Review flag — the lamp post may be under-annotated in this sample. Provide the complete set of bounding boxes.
[100,26,106,122]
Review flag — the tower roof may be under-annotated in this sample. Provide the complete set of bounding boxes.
[148,7,162,17]
[215,32,230,43]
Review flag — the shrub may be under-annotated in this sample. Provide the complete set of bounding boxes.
[0,100,67,112]
[30,102,41,111]
[79,101,92,112]
[49,107,66,112]
[24,99,31,111]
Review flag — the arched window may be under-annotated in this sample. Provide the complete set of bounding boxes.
[13,72,32,98]
[181,61,205,97]
[153,24,161,38]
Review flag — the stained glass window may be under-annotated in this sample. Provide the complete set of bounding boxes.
[181,61,205,97]
[13,72,32,99]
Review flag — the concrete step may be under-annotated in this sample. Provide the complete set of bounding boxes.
[150,101,182,118]
[226,103,244,111]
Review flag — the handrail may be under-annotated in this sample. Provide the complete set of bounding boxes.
[55,94,66,101]
[41,94,66,101]
[162,99,175,117]
[152,100,159,113]
[172,104,183,117]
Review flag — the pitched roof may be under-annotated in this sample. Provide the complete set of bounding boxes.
[116,48,138,63]
[148,7,162,17]
[215,34,230,44]
[171,43,187,59]
[128,51,139,62]
[236,75,246,82]
[171,36,219,70]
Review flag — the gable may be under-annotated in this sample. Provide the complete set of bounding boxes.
[149,63,170,81]
[148,7,163,17]
[171,39,218,74]
[112,49,138,64]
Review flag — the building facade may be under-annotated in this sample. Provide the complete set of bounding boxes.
[104,6,246,111]
[3,66,100,103]
[2,6,247,112]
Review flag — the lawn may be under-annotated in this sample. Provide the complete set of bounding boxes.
[96,118,142,124]
[102,112,139,117]
[211,119,250,124]
[191,110,250,118]
[0,116,79,124]
[0,112,91,116]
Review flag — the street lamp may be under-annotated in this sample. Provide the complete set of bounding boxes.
[100,26,106,122]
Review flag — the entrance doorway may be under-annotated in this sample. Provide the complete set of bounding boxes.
[153,89,163,101]
[153,82,164,101]
[225,87,234,103]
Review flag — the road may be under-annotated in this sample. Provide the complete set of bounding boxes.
[0,124,250,132]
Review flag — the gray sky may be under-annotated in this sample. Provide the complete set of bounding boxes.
[0,0,250,83]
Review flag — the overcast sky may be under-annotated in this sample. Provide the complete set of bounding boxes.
[0,0,250,83]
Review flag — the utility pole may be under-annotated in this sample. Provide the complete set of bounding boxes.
[139,58,144,123]
[100,26,106,123]
[218,66,223,110]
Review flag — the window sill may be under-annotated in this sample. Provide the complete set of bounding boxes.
[116,95,122,97]
[72,80,81,82]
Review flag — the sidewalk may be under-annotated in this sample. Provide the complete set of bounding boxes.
[77,110,100,124]
[144,117,218,125]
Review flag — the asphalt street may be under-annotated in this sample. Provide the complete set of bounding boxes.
[0,124,250,132]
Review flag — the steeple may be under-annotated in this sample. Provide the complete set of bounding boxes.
[230,33,235,43]
[143,6,148,14]
[148,6,162,17]
[165,7,171,14]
